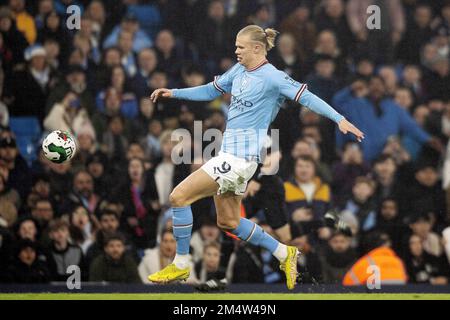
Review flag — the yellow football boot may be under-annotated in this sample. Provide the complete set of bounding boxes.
[148,263,190,284]
[279,246,300,290]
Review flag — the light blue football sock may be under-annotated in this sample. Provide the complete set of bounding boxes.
[231,218,279,253]
[172,206,193,255]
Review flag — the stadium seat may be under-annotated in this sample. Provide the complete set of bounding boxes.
[9,117,42,166]
[9,116,41,138]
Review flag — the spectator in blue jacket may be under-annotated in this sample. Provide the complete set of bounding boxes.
[332,76,435,162]
[103,13,152,53]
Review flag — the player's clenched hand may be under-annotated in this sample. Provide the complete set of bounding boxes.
[150,88,172,102]
[338,118,365,142]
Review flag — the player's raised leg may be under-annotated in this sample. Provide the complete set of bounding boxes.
[148,169,219,283]
[214,193,300,290]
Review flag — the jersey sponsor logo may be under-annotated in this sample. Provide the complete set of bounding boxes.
[213,161,231,174]
[230,95,254,111]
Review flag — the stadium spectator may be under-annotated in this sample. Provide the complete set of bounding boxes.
[343,231,408,285]
[373,197,408,254]
[270,32,303,81]
[36,10,71,59]
[279,4,316,63]
[340,176,377,233]
[85,208,135,265]
[34,0,53,31]
[62,170,102,216]
[44,90,95,137]
[305,55,339,104]
[85,151,109,198]
[309,30,345,77]
[347,0,405,65]
[154,29,182,81]
[113,158,160,249]
[331,141,370,207]
[132,98,157,144]
[138,229,195,284]
[193,0,237,71]
[315,0,352,57]
[284,155,331,221]
[68,204,98,254]
[378,65,400,97]
[129,48,158,100]
[7,44,58,121]
[193,241,226,283]
[47,218,86,281]
[9,0,36,45]
[333,76,434,162]
[400,162,447,226]
[371,155,403,204]
[0,134,31,201]
[103,13,152,53]
[397,4,434,65]
[0,170,21,211]
[407,213,444,258]
[0,6,28,65]
[45,64,95,116]
[96,65,139,119]
[5,239,50,283]
[404,234,449,284]
[190,218,222,264]
[0,198,17,228]
[291,227,323,284]
[89,233,141,283]
[318,231,357,283]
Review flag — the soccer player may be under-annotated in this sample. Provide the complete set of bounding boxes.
[148,25,364,290]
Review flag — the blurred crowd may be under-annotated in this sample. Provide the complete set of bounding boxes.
[0,0,449,286]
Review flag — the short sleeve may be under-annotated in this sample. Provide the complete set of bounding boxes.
[212,63,239,95]
[276,71,308,102]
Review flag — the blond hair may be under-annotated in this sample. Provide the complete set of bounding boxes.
[237,25,278,51]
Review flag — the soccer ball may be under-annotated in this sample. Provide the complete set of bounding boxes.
[42,130,77,163]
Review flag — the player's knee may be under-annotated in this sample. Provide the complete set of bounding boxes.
[217,217,240,231]
[169,189,188,207]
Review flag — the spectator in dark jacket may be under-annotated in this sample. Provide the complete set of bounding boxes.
[399,162,447,227]
[318,231,357,283]
[113,158,160,249]
[373,197,409,254]
[89,233,141,283]
[47,218,86,281]
[0,134,32,200]
[6,239,50,283]
[404,234,449,284]
[194,241,226,283]
[85,208,137,267]
[331,141,371,207]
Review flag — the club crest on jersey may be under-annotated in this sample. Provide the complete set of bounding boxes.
[240,77,249,93]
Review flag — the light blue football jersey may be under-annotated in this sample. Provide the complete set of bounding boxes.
[172,60,344,162]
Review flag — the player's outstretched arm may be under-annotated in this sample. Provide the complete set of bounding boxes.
[150,83,222,103]
[299,90,365,142]
[337,118,365,142]
[150,88,172,102]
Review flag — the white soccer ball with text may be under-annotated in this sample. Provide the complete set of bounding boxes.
[42,130,77,164]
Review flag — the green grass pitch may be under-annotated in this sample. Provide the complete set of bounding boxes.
[1,293,450,300]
